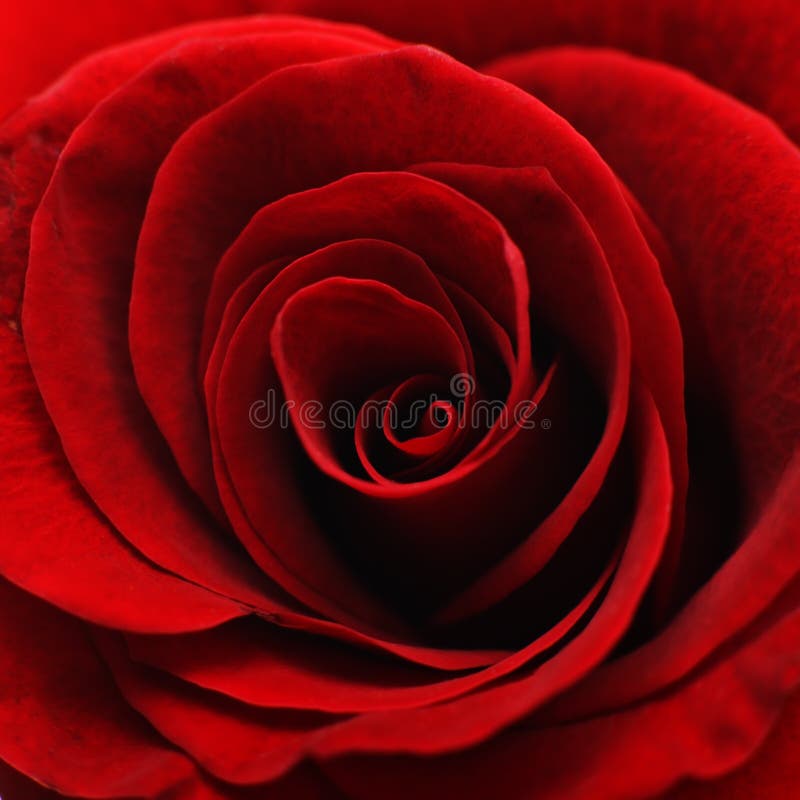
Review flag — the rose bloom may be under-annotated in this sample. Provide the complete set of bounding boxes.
[1,1,798,799]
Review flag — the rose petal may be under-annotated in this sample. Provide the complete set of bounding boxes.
[324,581,800,800]
[208,238,472,629]
[96,633,338,786]
[0,324,244,633]
[22,27,391,614]
[210,271,468,625]
[215,379,670,757]
[406,164,634,620]
[492,46,799,510]
[0,579,195,798]
[271,278,469,476]
[491,47,799,613]
[535,454,800,724]
[669,689,800,800]
[130,45,674,553]
[125,546,616,714]
[1,15,390,320]
[255,0,800,141]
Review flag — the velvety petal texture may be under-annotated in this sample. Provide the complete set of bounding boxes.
[1,4,798,800]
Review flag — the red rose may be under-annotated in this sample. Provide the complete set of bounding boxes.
[1,3,798,800]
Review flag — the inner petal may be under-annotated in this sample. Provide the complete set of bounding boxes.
[354,375,464,484]
[270,276,470,481]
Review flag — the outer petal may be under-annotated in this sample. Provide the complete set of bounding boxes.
[263,0,800,141]
[22,24,394,618]
[0,760,60,800]
[0,323,244,633]
[96,632,340,786]
[324,584,800,800]
[1,16,390,321]
[490,48,799,537]
[124,549,613,715]
[0,579,195,798]
[669,689,800,799]
[0,0,252,118]
[487,45,800,789]
[534,455,800,724]
[7,1,800,142]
